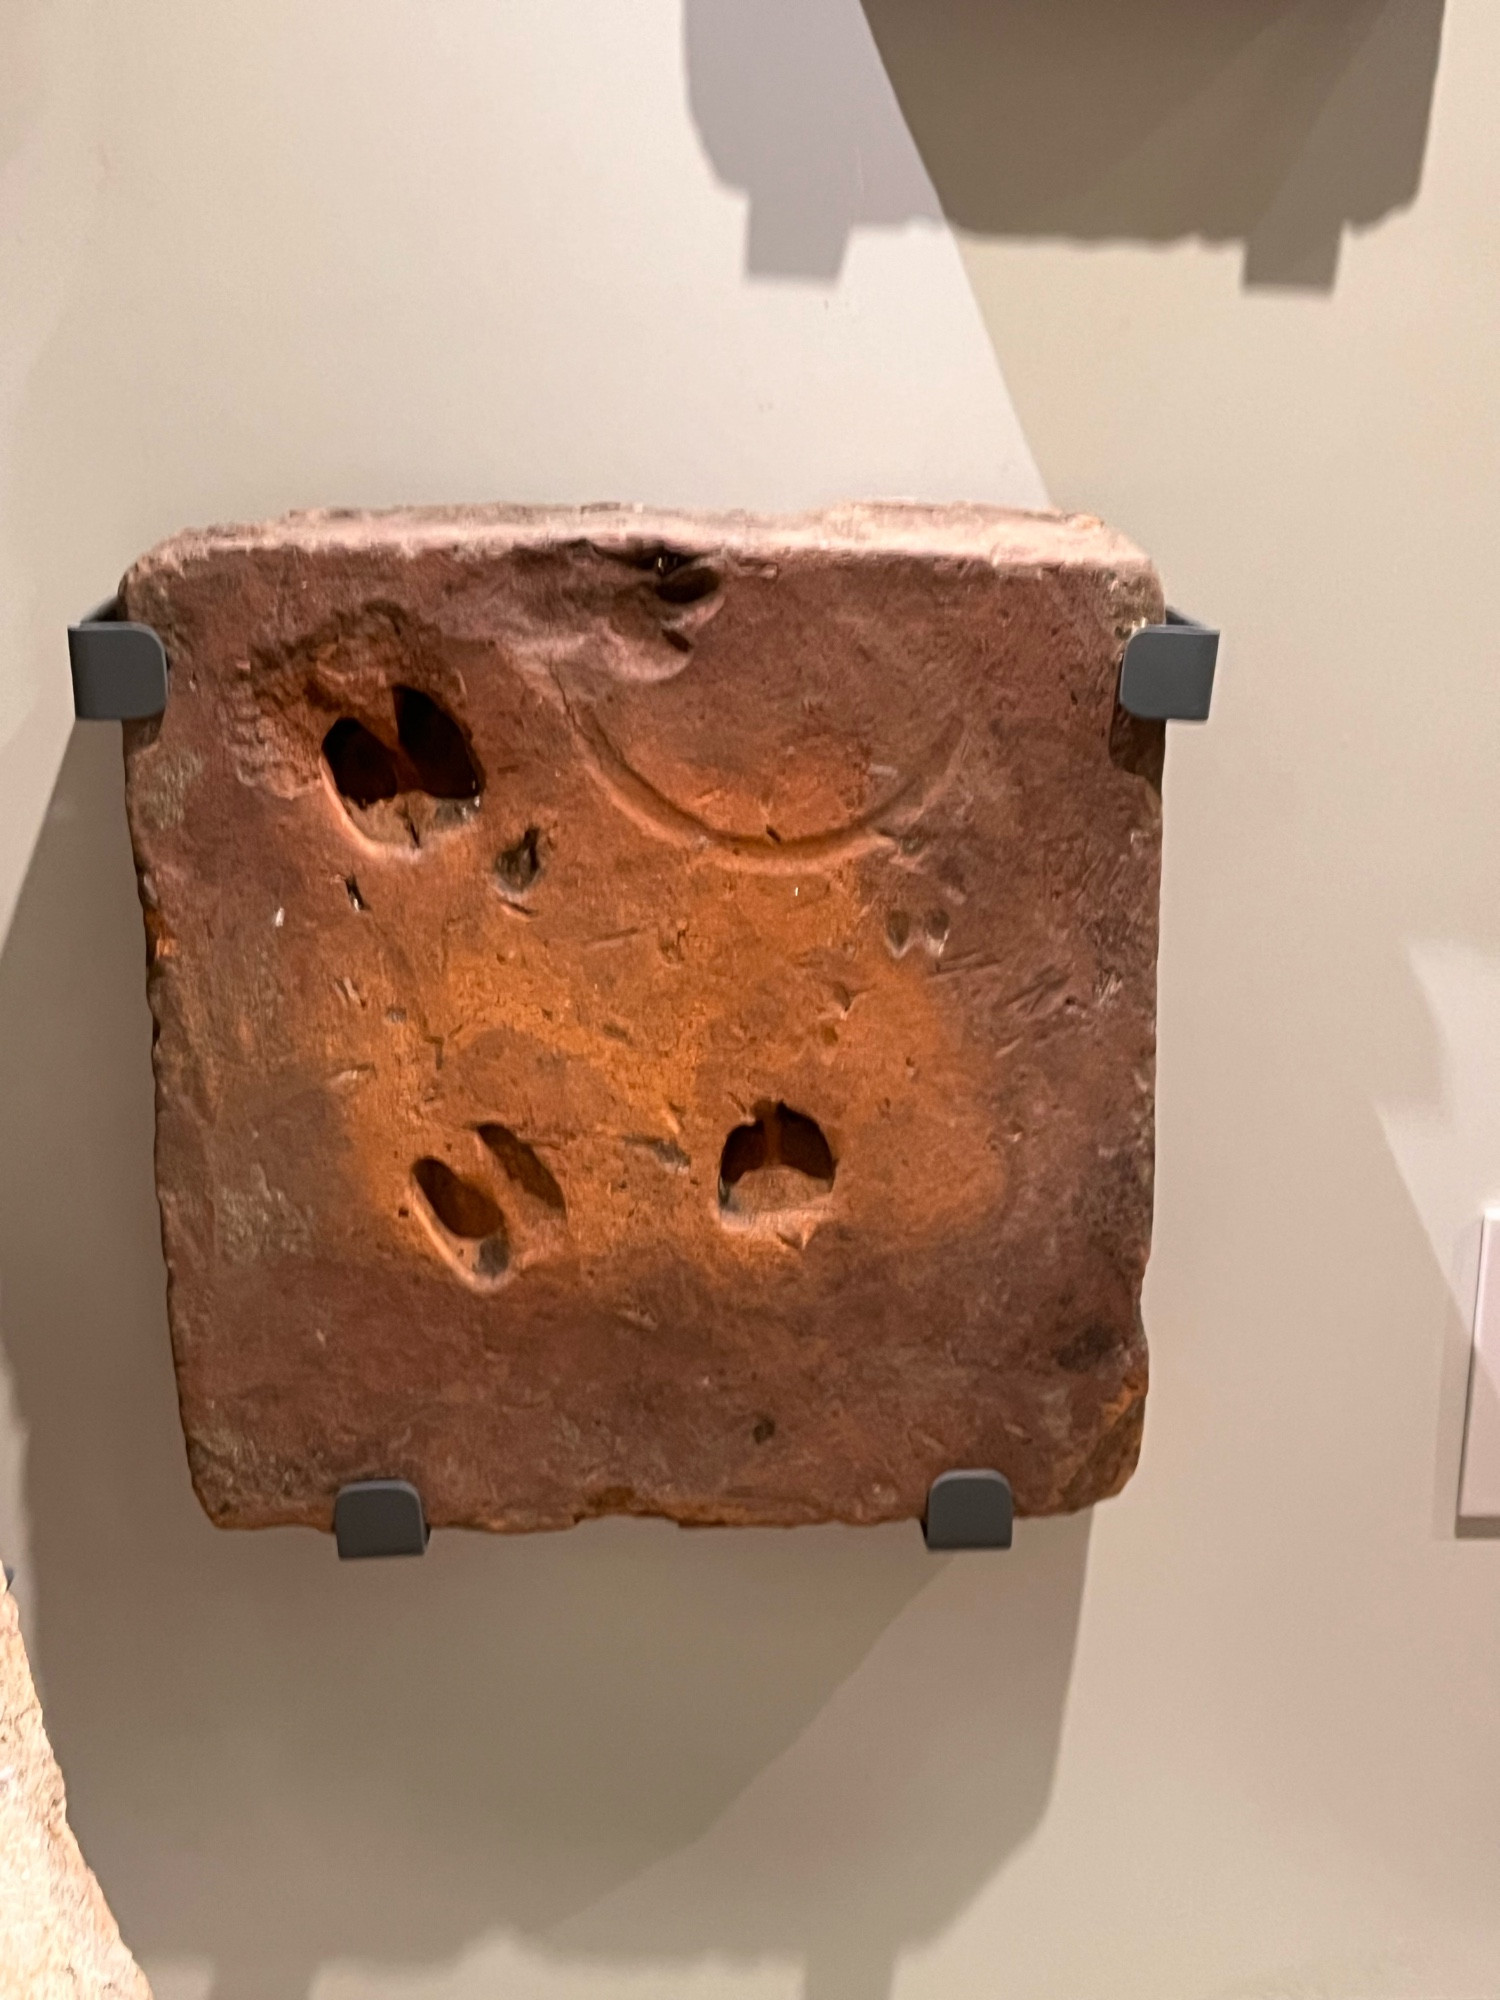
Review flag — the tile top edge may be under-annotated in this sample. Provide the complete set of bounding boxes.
[125,501,1157,582]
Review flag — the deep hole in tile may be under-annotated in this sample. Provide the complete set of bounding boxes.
[654,561,720,606]
[393,686,483,800]
[412,1157,504,1240]
[719,1102,835,1212]
[323,687,484,844]
[323,718,399,808]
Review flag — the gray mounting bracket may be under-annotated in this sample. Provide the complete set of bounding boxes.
[1119,609,1218,722]
[334,1479,429,1560]
[68,597,169,722]
[923,1468,1014,1550]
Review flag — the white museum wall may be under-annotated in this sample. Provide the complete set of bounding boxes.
[2,2,1499,1997]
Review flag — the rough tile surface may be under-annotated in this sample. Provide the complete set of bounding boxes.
[0,1576,152,1999]
[120,504,1166,1532]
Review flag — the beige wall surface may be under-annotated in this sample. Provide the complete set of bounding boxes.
[3,2,1499,1996]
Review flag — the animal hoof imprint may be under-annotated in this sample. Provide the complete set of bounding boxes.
[718,1102,836,1246]
[323,684,483,849]
[410,1124,566,1289]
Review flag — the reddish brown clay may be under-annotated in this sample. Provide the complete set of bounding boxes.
[119,505,1166,1533]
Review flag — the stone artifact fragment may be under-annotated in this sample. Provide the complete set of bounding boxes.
[0,1575,151,1999]
[119,504,1168,1533]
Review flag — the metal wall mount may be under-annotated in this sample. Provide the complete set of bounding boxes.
[334,1479,430,1560]
[1119,609,1218,722]
[68,598,169,722]
[923,1469,1014,1550]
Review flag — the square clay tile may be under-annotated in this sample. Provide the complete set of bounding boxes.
[119,505,1165,1532]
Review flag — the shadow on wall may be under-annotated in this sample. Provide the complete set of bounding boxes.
[0,727,1090,2000]
[685,0,1445,289]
